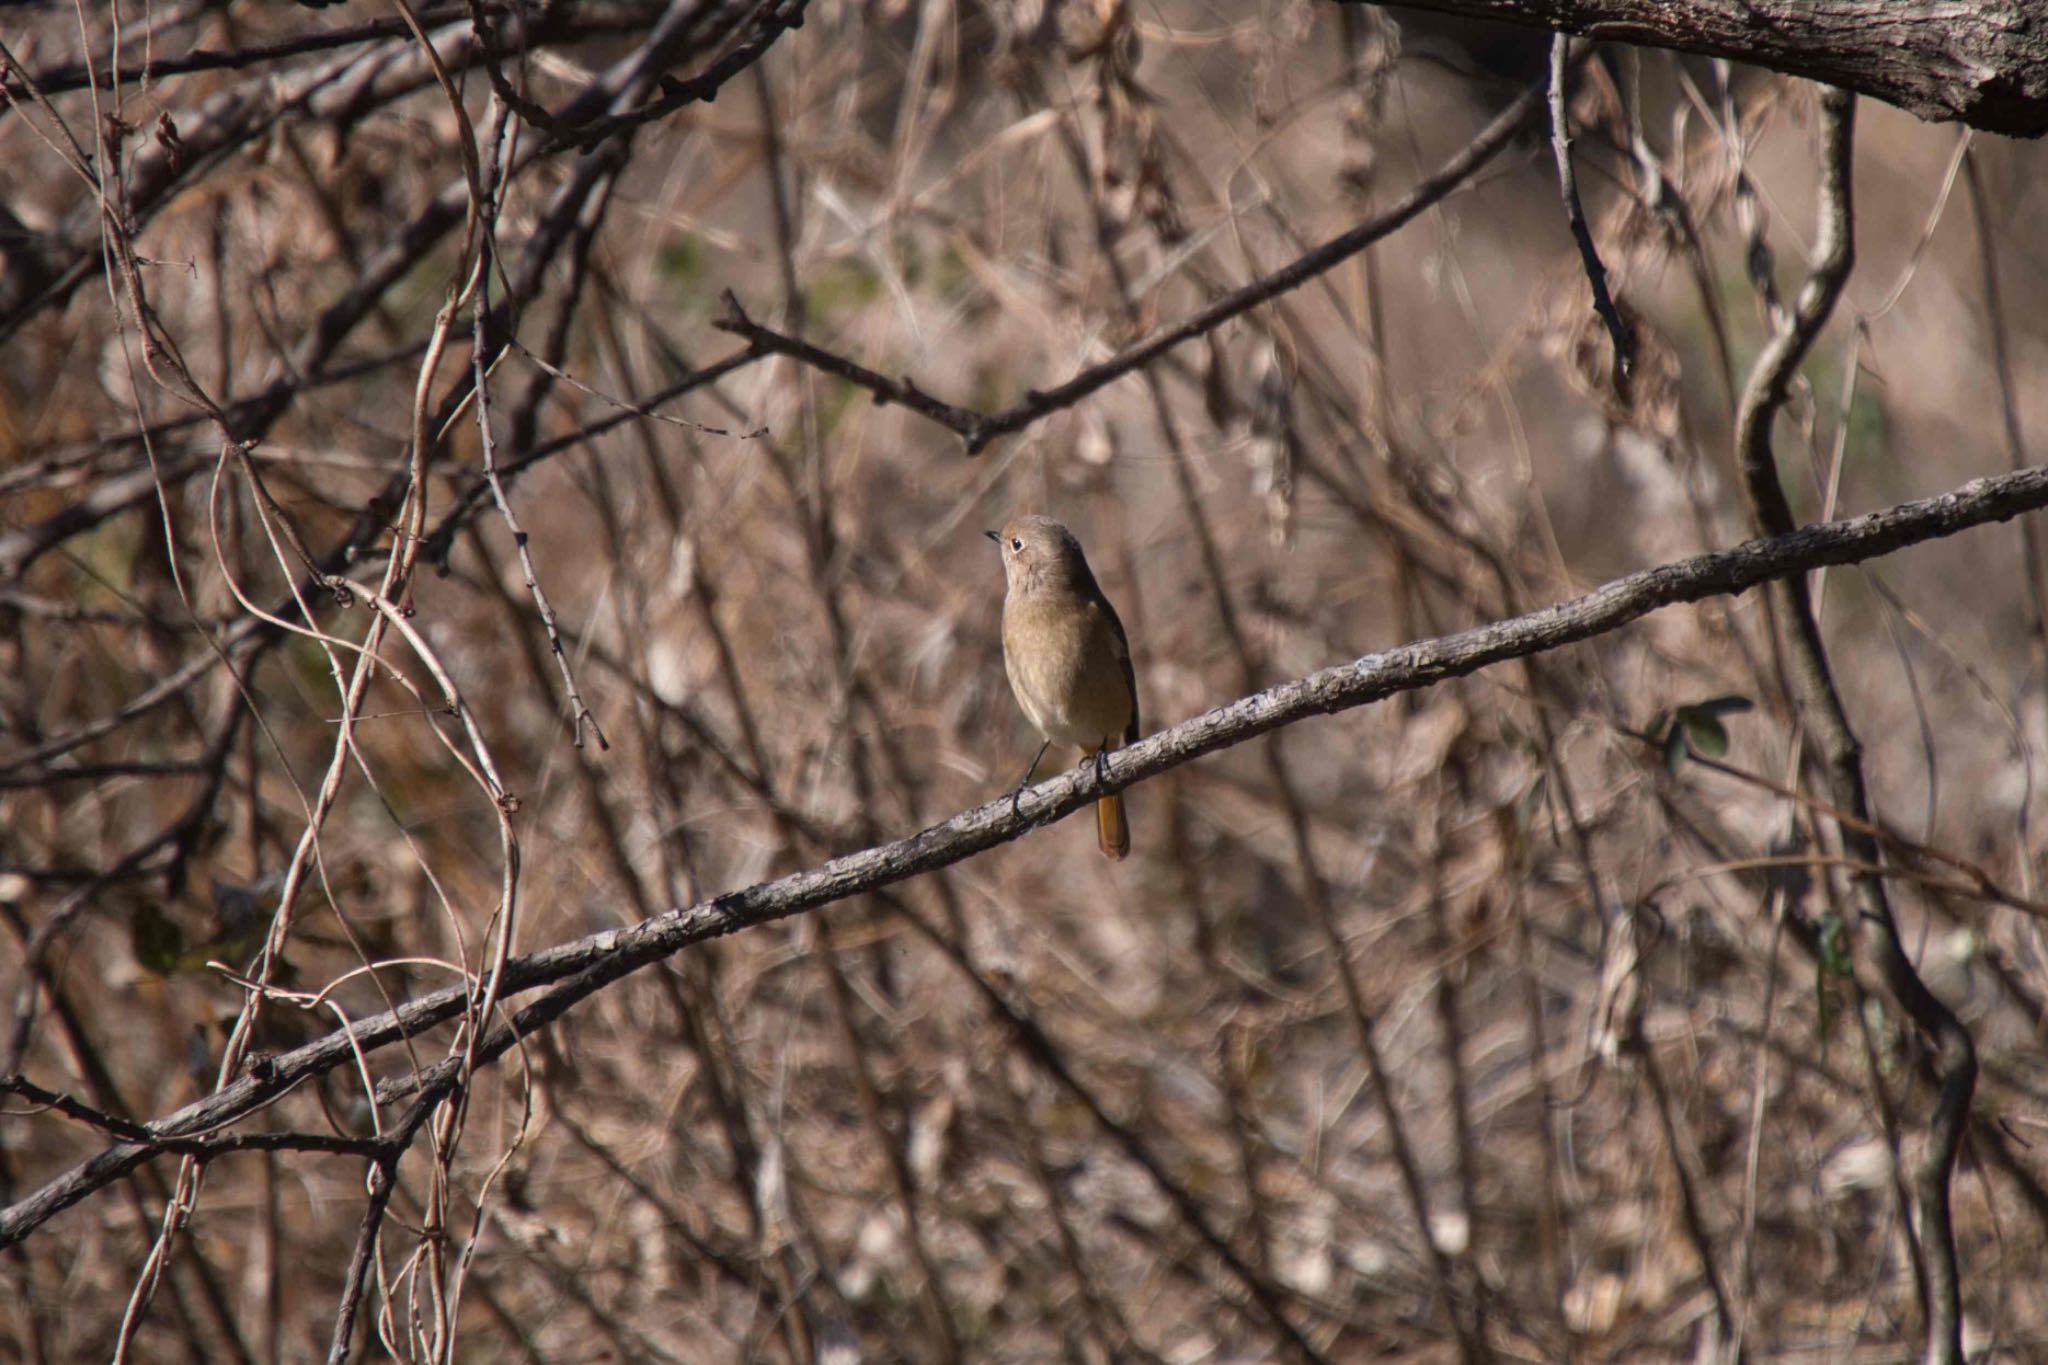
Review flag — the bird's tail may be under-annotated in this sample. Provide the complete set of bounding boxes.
[1096,790,1129,860]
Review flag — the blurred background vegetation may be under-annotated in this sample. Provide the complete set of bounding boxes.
[4,1,2048,1360]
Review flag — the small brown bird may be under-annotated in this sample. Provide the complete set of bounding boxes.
[988,515,1139,859]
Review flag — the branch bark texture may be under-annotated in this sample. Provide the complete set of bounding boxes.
[5,460,2048,1250]
[1355,1,2048,137]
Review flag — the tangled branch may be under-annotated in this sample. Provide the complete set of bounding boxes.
[7,458,2046,1250]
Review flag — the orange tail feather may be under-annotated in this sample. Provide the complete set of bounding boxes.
[1096,791,1129,860]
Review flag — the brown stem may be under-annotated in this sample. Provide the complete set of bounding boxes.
[9,460,2048,1253]
[1729,88,1974,1365]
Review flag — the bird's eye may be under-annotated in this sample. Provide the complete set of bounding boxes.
[1010,537,1022,552]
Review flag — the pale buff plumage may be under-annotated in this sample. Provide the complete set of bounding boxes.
[989,515,1139,859]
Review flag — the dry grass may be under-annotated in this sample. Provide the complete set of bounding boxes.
[4,2,2048,1360]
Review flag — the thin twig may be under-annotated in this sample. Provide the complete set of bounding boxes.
[0,1075,382,1157]
[472,249,608,750]
[0,3,547,100]
[1729,87,1974,1365]
[8,459,2048,1249]
[1635,1041,1738,1342]
[324,1088,450,1365]
[466,0,813,151]
[507,337,764,439]
[1549,34,1632,388]
[1964,148,2048,729]
[713,71,1554,453]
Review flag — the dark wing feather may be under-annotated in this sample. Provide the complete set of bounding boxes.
[1072,553,1141,747]
[1119,650,1140,746]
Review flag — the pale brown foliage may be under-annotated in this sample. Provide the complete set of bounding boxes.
[4,4,2048,1362]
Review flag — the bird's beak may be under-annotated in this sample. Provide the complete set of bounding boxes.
[984,529,1000,543]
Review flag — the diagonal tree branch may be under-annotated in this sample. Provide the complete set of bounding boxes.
[715,69,1554,452]
[465,0,813,151]
[4,459,2047,1250]
[0,3,611,103]
[1548,34,1632,386]
[1341,1,2048,137]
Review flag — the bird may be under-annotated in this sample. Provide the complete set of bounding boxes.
[987,515,1139,860]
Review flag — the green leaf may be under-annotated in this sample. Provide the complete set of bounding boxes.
[1655,695,1753,766]
[1680,711,1730,759]
[1663,722,1689,774]
[130,906,185,976]
[1812,913,1853,1044]
[1816,911,1854,976]
[657,238,703,285]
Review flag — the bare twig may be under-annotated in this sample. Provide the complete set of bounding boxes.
[713,72,1552,453]
[465,0,813,151]
[324,1087,452,1365]
[8,460,2048,1250]
[419,346,760,570]
[1635,1042,1738,1343]
[1548,34,1632,387]
[0,3,558,101]
[471,250,608,750]
[1729,87,1974,1365]
[1963,149,2048,722]
[0,1075,380,1157]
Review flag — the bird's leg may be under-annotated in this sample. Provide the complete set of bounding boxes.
[1089,745,1109,793]
[1011,737,1052,818]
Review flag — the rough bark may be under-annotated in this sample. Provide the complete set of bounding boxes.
[1353,1,2048,137]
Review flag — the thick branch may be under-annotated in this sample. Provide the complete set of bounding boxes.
[5,461,2048,1248]
[1351,1,2048,137]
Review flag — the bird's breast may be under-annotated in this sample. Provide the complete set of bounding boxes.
[1001,593,1131,748]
